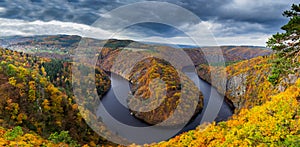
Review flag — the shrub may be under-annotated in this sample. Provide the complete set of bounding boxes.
[48,131,79,146]
[4,126,23,140]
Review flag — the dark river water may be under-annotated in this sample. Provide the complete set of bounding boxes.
[96,69,233,144]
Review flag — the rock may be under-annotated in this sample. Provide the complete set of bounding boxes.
[226,73,248,109]
[278,84,286,92]
[288,74,298,84]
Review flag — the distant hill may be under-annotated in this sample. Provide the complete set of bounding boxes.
[1,35,272,63]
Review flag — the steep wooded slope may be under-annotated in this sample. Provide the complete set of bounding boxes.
[0,48,113,146]
[127,57,203,126]
[146,78,300,147]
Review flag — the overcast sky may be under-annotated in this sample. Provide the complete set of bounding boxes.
[0,0,298,46]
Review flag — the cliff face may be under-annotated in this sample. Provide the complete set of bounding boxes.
[225,73,248,109]
[197,56,300,110]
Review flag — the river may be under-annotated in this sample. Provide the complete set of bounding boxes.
[96,68,233,144]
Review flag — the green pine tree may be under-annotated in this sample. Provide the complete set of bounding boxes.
[267,4,300,85]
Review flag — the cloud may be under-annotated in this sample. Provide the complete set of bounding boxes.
[114,19,272,46]
[166,0,297,35]
[0,0,296,30]
[118,32,270,46]
[0,17,270,46]
[0,0,125,24]
[207,20,268,37]
[0,7,6,13]
[218,0,297,23]
[0,0,298,46]
[0,18,112,38]
[214,33,270,46]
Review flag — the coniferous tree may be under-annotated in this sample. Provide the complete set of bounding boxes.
[267,4,300,85]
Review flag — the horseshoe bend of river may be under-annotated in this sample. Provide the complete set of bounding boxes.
[96,69,233,144]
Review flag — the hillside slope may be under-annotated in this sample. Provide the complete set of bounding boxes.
[146,78,300,146]
[197,55,299,110]
[0,126,73,146]
[127,57,203,126]
[125,52,300,146]
[0,48,113,146]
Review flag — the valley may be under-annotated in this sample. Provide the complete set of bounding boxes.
[0,35,280,146]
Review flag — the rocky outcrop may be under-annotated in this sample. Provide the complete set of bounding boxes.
[197,56,300,111]
[226,73,248,109]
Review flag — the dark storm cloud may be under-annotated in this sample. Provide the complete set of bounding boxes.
[161,0,298,35]
[0,0,298,39]
[0,0,123,24]
[122,23,185,38]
